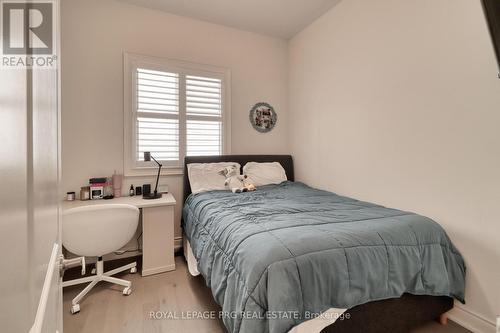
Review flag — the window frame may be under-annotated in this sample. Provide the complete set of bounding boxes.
[124,52,231,176]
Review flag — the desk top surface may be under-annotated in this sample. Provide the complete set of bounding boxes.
[62,192,176,211]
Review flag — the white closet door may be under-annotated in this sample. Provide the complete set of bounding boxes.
[0,1,62,332]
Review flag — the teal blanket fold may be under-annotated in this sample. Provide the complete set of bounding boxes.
[182,181,465,333]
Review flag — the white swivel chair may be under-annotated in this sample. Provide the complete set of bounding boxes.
[62,204,140,314]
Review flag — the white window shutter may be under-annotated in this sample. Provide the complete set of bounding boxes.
[137,117,179,161]
[186,75,223,156]
[132,64,226,167]
[136,68,180,162]
[137,68,179,115]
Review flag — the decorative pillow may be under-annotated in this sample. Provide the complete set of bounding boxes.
[187,162,241,194]
[243,162,287,187]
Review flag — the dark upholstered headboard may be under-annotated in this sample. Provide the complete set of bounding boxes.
[183,155,294,202]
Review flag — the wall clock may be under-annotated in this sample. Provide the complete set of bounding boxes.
[249,102,277,133]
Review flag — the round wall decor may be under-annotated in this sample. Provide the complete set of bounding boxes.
[249,102,277,133]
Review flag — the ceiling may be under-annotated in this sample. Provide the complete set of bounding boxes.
[119,0,341,39]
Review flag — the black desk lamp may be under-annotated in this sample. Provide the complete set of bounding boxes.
[143,152,162,199]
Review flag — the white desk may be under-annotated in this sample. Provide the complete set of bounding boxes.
[63,193,176,276]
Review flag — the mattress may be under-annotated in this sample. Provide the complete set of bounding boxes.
[182,181,466,333]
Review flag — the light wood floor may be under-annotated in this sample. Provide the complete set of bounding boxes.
[64,257,470,333]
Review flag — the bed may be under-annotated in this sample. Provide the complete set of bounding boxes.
[182,155,465,333]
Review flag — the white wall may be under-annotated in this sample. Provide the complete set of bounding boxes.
[289,0,500,331]
[61,0,289,245]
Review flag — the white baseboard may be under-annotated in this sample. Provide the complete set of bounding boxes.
[174,236,182,252]
[448,304,496,333]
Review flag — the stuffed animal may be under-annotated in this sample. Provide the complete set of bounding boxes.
[219,165,246,193]
[243,176,256,192]
[219,165,256,193]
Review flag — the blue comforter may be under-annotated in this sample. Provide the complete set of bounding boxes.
[182,181,465,333]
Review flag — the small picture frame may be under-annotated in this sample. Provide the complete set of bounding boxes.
[249,102,277,133]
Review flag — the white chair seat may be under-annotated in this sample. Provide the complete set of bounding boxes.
[63,204,139,256]
[62,204,140,314]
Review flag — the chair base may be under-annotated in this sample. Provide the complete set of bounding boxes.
[62,258,137,314]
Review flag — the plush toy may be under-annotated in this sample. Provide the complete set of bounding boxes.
[219,165,246,193]
[243,176,256,192]
[219,165,256,193]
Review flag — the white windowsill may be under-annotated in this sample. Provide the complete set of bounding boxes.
[125,166,184,177]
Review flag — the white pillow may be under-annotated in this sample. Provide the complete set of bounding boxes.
[243,162,287,187]
[187,162,241,194]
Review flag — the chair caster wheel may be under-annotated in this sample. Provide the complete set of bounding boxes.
[91,268,96,275]
[130,267,137,274]
[123,287,132,295]
[70,304,80,314]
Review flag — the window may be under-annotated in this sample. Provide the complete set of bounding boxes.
[124,53,231,175]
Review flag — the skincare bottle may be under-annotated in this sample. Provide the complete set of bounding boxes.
[80,186,90,201]
[129,185,135,196]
